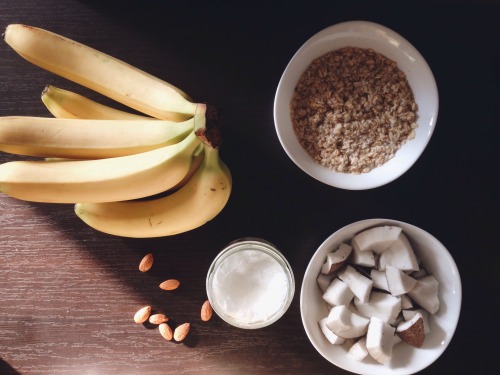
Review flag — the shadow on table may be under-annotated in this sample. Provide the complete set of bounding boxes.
[27,198,240,326]
[0,359,21,375]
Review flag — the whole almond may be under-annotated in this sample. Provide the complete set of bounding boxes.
[138,253,154,272]
[201,300,213,322]
[159,323,173,341]
[149,313,169,325]
[173,323,190,342]
[159,279,180,291]
[133,305,151,324]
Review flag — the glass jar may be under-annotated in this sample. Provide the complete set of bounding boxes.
[206,238,295,329]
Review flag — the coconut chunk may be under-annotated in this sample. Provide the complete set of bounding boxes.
[347,337,369,362]
[321,243,352,274]
[393,333,403,346]
[378,233,419,272]
[352,226,402,253]
[326,305,370,339]
[351,244,376,267]
[403,309,431,334]
[400,294,414,310]
[338,265,373,303]
[385,265,418,296]
[318,317,346,345]
[347,300,362,315]
[370,269,389,292]
[317,272,336,293]
[407,275,440,314]
[411,267,428,279]
[366,317,395,365]
[322,278,355,306]
[396,312,425,348]
[354,291,401,325]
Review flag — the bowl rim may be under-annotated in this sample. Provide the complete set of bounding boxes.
[273,20,439,190]
[300,218,462,374]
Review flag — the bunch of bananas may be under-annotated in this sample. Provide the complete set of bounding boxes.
[0,24,232,238]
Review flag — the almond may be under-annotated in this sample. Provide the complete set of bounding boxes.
[133,305,151,324]
[159,323,173,341]
[149,313,169,325]
[159,279,180,291]
[138,253,154,272]
[173,323,190,342]
[201,300,213,322]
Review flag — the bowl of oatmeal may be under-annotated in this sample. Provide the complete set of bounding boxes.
[274,21,438,189]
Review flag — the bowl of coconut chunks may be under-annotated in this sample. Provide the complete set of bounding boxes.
[300,219,461,374]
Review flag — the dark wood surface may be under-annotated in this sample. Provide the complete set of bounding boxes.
[0,1,498,374]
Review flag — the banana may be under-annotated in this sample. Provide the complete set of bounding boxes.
[41,85,152,120]
[140,143,205,199]
[74,142,232,238]
[0,128,203,204]
[1,24,231,234]
[4,24,197,121]
[0,114,196,159]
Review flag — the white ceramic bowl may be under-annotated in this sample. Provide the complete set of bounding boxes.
[274,21,439,190]
[300,219,461,375]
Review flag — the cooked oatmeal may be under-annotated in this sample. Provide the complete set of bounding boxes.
[290,47,418,174]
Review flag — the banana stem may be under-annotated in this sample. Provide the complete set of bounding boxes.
[195,104,223,149]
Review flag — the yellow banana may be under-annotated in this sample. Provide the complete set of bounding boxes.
[0,115,195,159]
[0,130,203,204]
[4,24,197,121]
[74,143,232,238]
[141,143,205,199]
[41,85,152,120]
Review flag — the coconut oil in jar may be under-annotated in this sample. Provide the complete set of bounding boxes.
[206,238,295,329]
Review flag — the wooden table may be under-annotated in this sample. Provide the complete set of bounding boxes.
[1,1,498,374]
